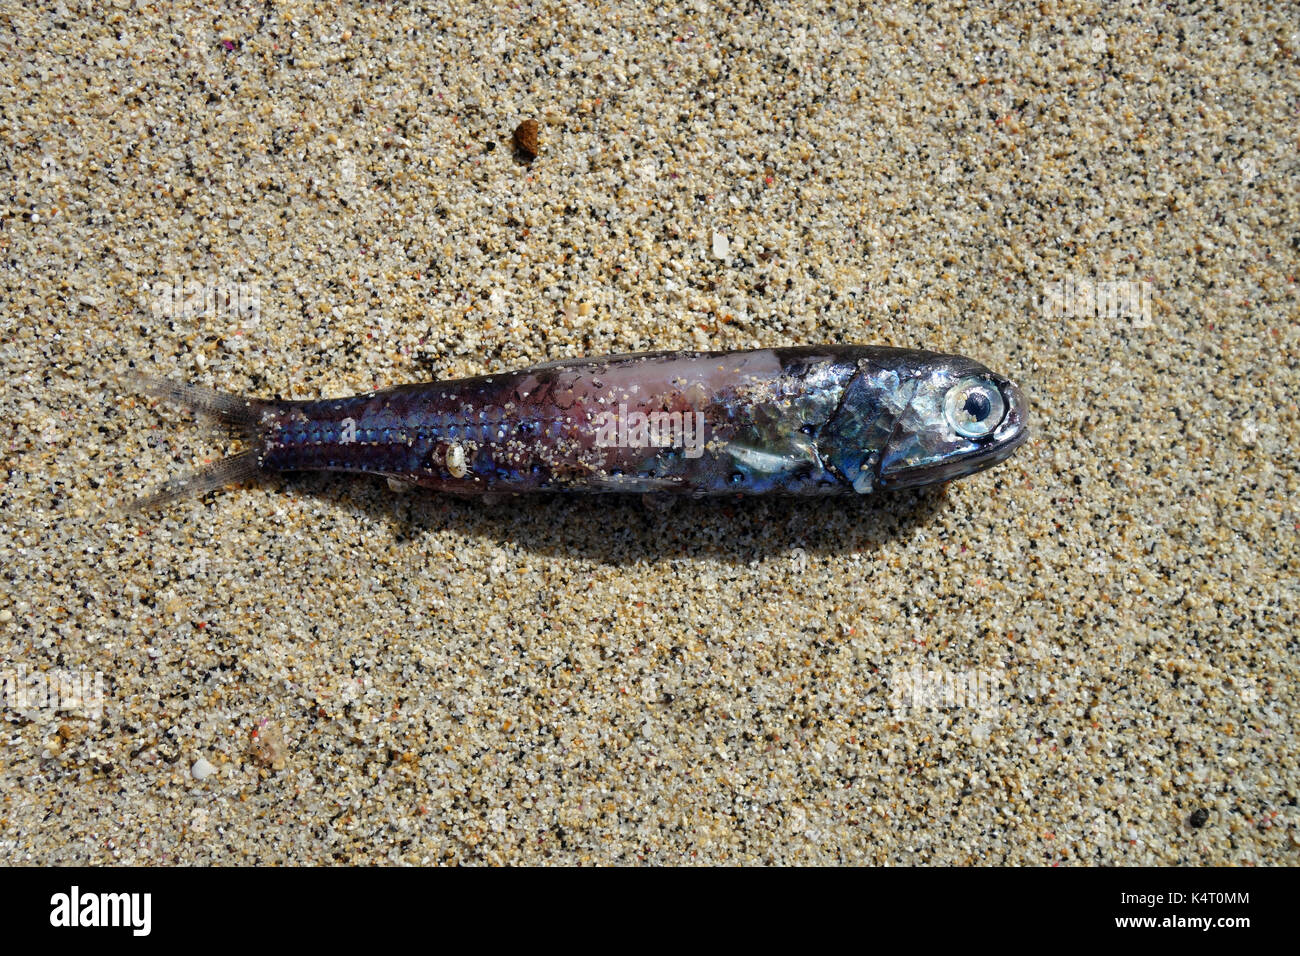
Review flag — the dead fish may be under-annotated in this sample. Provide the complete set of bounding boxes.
[121,346,1028,510]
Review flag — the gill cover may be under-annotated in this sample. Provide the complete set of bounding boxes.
[820,359,919,494]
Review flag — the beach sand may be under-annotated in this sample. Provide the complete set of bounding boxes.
[0,1,1295,863]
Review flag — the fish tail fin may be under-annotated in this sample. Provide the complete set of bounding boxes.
[117,375,278,513]
[116,449,264,514]
[123,373,273,432]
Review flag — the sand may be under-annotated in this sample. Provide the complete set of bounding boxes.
[0,1,1295,864]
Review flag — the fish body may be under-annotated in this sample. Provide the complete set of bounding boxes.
[126,346,1028,509]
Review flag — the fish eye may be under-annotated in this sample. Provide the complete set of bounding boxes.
[944,377,1006,438]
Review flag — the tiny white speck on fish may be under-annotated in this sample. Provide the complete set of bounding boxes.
[445,442,468,478]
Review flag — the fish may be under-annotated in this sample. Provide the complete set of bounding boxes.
[121,346,1028,510]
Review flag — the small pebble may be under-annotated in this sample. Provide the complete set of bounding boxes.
[250,722,288,771]
[512,119,539,159]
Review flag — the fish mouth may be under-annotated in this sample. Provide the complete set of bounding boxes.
[877,376,1029,489]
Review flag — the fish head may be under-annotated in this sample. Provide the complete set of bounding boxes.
[876,356,1029,490]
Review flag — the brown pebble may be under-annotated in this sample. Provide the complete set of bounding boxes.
[512,119,539,159]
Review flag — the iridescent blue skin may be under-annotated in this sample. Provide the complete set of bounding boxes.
[250,347,1028,497]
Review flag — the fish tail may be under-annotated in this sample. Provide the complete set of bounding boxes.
[118,375,278,512]
[124,373,273,430]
